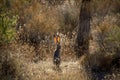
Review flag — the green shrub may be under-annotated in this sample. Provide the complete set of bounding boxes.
[0,13,18,45]
[105,25,120,43]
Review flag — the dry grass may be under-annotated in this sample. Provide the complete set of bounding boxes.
[0,42,90,80]
[0,51,89,80]
[22,59,89,80]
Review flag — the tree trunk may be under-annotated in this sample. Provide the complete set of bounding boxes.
[76,0,91,58]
